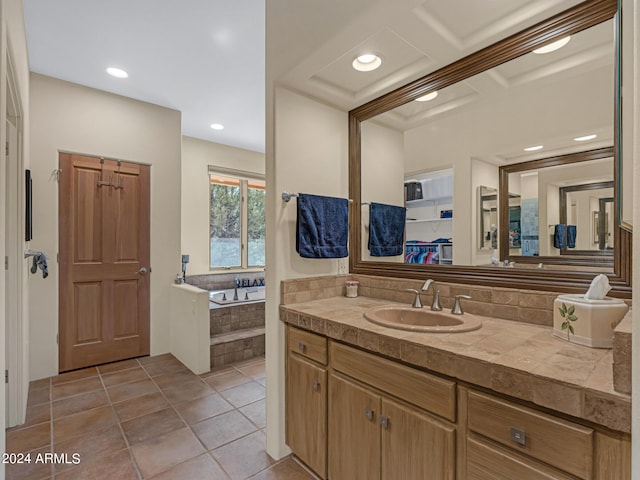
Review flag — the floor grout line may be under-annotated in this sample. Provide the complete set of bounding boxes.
[9,355,307,480]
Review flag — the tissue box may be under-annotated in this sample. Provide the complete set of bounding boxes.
[553,294,629,348]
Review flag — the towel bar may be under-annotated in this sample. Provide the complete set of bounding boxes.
[282,191,353,203]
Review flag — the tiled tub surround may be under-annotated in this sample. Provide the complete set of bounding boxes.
[210,301,265,368]
[280,275,631,434]
[183,274,267,369]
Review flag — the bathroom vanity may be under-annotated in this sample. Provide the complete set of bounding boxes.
[281,277,630,480]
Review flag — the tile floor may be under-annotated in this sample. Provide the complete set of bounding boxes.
[5,354,315,480]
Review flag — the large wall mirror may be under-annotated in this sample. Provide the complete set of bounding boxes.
[349,0,632,297]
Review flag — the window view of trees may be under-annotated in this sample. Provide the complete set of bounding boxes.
[247,181,266,266]
[210,173,265,269]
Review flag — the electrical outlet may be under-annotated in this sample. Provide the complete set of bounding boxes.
[338,258,348,274]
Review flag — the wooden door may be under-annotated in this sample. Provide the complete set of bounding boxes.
[328,373,380,480]
[59,153,150,372]
[286,353,327,478]
[381,398,456,480]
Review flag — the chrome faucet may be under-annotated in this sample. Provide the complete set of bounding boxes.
[451,295,471,315]
[405,279,440,309]
[233,278,240,301]
[421,279,442,311]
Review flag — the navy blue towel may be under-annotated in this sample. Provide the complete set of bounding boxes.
[296,193,349,258]
[567,225,576,248]
[368,202,406,257]
[553,224,566,249]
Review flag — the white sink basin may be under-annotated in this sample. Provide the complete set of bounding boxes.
[364,306,482,333]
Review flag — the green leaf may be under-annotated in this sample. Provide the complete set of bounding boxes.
[568,325,575,335]
[568,315,578,321]
[567,306,575,315]
[560,303,568,314]
[561,322,568,330]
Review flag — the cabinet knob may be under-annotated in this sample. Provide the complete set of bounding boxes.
[380,415,390,429]
[364,407,375,421]
[298,342,306,353]
[510,427,526,446]
[312,380,321,392]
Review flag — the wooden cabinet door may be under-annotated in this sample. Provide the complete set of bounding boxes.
[381,398,456,480]
[286,353,327,478]
[328,373,381,480]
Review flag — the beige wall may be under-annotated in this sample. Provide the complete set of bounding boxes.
[28,74,182,380]
[1,0,31,472]
[264,87,348,458]
[361,121,404,262]
[181,136,265,275]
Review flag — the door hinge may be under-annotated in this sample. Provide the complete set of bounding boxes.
[56,334,59,345]
[5,142,8,156]
[5,370,8,384]
[4,256,8,270]
[57,253,59,263]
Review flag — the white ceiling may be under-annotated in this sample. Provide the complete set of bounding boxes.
[23,0,265,153]
[23,0,607,157]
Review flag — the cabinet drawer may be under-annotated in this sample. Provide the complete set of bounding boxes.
[467,390,593,479]
[331,342,456,421]
[288,326,327,365]
[467,437,576,480]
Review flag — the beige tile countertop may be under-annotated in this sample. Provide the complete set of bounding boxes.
[280,295,630,434]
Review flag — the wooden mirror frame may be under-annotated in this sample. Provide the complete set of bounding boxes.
[348,0,631,298]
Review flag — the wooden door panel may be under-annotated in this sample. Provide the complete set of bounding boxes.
[73,168,102,263]
[114,280,139,338]
[328,373,381,480]
[381,398,456,480]
[74,282,102,343]
[114,173,140,262]
[59,153,150,371]
[286,354,327,478]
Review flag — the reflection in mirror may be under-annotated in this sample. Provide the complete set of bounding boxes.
[500,149,614,269]
[478,186,498,251]
[559,182,614,254]
[359,17,614,268]
[349,1,630,296]
[404,169,453,265]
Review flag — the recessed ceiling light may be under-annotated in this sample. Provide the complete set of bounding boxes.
[415,91,438,102]
[532,36,571,54]
[106,67,128,78]
[210,123,224,130]
[524,145,543,152]
[574,134,597,142]
[352,54,382,72]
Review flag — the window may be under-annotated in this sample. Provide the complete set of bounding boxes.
[209,169,265,269]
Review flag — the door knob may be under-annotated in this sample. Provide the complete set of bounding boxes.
[137,267,149,275]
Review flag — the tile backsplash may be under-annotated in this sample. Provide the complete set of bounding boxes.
[281,274,564,326]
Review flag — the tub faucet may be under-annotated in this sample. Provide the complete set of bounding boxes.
[233,278,239,301]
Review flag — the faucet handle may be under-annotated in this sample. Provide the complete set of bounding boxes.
[404,289,423,308]
[431,289,442,311]
[452,295,471,315]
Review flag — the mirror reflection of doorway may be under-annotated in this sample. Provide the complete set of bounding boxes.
[595,197,614,250]
[559,181,614,256]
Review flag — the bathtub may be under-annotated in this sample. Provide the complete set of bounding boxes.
[209,285,265,305]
